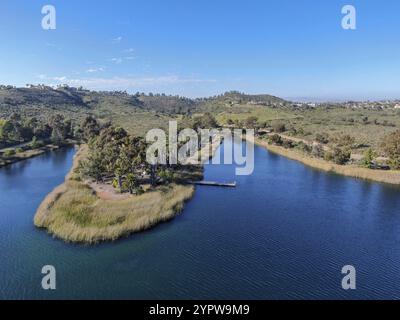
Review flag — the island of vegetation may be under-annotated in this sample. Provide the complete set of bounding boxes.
[33,114,221,244]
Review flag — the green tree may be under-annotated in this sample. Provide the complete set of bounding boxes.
[122,173,143,195]
[324,147,351,165]
[269,134,283,145]
[332,134,355,148]
[30,136,42,149]
[18,126,34,141]
[81,116,100,142]
[381,130,400,169]
[0,120,14,141]
[363,148,377,168]
[4,149,16,157]
[245,116,258,129]
[272,121,286,133]
[34,123,52,140]
[315,133,330,144]
[193,113,218,130]
[81,150,105,182]
[312,144,325,158]
[80,125,149,191]
[159,169,174,183]
[49,114,68,145]
[51,127,64,145]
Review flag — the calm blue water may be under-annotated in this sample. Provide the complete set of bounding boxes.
[1,144,400,300]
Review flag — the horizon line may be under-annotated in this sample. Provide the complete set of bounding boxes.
[1,83,400,104]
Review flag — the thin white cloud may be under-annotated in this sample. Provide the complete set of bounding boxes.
[45,42,62,50]
[112,36,123,43]
[53,76,67,82]
[111,58,123,64]
[44,75,216,90]
[124,56,135,61]
[124,48,135,53]
[86,67,105,73]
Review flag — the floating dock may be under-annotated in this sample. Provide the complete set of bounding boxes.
[188,181,237,188]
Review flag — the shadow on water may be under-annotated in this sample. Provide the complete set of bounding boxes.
[50,147,72,166]
[1,158,30,177]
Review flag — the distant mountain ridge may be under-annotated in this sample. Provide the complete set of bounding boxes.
[0,86,86,107]
[0,85,288,116]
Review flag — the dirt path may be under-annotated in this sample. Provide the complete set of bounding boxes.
[88,181,131,201]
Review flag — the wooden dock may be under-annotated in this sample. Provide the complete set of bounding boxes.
[188,181,237,188]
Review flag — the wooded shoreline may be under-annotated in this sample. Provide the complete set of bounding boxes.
[253,138,400,185]
[0,144,60,168]
[0,141,77,168]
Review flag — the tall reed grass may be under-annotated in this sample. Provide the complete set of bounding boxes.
[34,145,195,244]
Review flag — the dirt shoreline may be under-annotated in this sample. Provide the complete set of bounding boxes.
[253,138,400,185]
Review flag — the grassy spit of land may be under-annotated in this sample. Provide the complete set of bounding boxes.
[34,139,221,244]
[0,146,54,168]
[0,142,75,168]
[253,138,400,185]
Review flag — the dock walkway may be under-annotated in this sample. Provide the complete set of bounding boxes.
[188,181,237,188]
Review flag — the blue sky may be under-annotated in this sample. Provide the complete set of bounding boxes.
[0,0,399,100]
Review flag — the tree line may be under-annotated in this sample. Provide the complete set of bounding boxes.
[0,112,76,150]
[77,113,219,195]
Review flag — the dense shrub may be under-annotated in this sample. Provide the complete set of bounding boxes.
[4,149,16,157]
[363,148,377,168]
[193,113,218,130]
[271,122,286,133]
[331,134,355,148]
[311,144,325,158]
[295,141,312,154]
[315,133,330,144]
[324,147,351,165]
[30,136,44,149]
[245,116,258,129]
[269,134,283,145]
[381,130,400,169]
[282,139,294,149]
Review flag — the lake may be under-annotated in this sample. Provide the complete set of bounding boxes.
[1,143,400,299]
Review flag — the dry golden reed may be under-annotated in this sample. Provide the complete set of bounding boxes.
[34,145,195,244]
